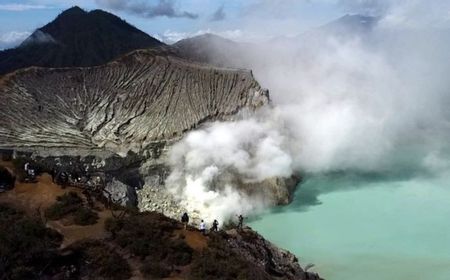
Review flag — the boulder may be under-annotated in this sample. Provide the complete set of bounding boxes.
[240,175,300,205]
[103,178,137,207]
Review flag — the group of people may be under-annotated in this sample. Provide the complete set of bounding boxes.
[181,212,245,235]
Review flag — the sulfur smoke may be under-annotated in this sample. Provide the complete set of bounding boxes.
[165,1,450,222]
[166,114,293,222]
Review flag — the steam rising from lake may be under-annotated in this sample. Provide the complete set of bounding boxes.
[165,1,450,223]
[166,116,292,222]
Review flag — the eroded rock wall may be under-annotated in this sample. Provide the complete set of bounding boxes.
[0,49,267,155]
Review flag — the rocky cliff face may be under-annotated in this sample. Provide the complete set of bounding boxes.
[0,48,267,155]
[226,229,322,280]
[0,48,284,207]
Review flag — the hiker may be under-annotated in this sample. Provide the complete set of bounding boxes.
[237,214,244,230]
[57,171,69,186]
[211,219,219,232]
[23,162,36,182]
[51,166,59,182]
[199,220,206,235]
[24,162,30,174]
[181,212,189,230]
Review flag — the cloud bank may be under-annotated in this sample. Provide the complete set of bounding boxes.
[0,31,30,50]
[0,4,49,11]
[154,28,244,44]
[95,0,198,19]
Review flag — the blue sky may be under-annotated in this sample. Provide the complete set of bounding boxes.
[0,0,356,49]
[2,0,448,49]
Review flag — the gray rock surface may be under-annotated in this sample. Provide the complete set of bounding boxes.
[226,229,323,280]
[137,184,186,220]
[241,175,300,205]
[103,178,137,207]
[0,48,268,156]
[0,47,298,224]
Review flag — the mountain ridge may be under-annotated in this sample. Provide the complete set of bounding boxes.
[0,6,163,75]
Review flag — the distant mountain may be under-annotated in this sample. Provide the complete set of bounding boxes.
[174,14,379,70]
[319,14,378,35]
[173,33,250,68]
[0,6,163,75]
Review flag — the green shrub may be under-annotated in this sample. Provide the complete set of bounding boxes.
[45,192,100,225]
[105,216,124,236]
[104,211,193,277]
[44,203,66,220]
[73,207,99,225]
[72,240,131,280]
[141,260,171,279]
[0,203,63,279]
[188,235,271,280]
[167,239,193,266]
[57,191,83,205]
[45,192,89,221]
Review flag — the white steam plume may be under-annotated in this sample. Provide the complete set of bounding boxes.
[165,1,450,221]
[165,117,292,222]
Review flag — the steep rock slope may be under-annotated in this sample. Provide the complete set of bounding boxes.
[0,6,163,75]
[0,48,268,155]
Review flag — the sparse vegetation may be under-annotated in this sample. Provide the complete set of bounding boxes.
[0,203,63,279]
[0,203,130,279]
[45,191,98,225]
[70,240,131,280]
[189,233,272,280]
[104,211,275,279]
[141,260,172,278]
[105,211,194,278]
[45,191,83,220]
[73,206,99,225]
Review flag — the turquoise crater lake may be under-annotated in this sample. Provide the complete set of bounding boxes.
[249,172,450,280]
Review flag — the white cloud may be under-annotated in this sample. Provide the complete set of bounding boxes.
[0,4,49,11]
[0,31,30,50]
[153,28,267,44]
[336,0,450,28]
[95,0,198,19]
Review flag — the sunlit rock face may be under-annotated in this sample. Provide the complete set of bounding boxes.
[0,49,267,156]
[0,48,278,210]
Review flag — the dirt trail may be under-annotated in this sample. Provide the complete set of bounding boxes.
[0,161,111,247]
[0,172,78,214]
[0,160,211,280]
[48,210,112,248]
[174,229,208,251]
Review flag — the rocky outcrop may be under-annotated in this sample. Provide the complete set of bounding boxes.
[226,229,322,280]
[241,175,300,205]
[0,48,268,155]
[104,178,137,207]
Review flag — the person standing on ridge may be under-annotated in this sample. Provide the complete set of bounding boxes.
[212,219,219,232]
[237,214,244,231]
[181,212,189,230]
[199,220,206,235]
